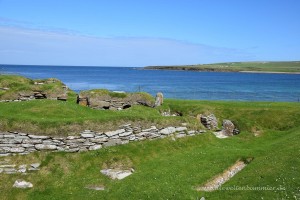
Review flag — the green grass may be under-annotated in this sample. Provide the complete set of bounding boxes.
[1,98,299,135]
[1,75,300,199]
[0,99,179,135]
[0,126,299,199]
[145,61,300,73]
[80,89,128,98]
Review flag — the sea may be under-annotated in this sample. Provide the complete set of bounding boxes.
[1,65,300,102]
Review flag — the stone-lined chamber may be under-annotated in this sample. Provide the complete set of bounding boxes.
[0,124,205,156]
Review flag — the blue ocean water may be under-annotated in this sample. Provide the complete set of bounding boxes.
[1,65,300,102]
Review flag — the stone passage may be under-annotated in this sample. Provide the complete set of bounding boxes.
[0,124,205,156]
[196,159,251,191]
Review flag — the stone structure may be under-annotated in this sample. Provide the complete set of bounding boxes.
[213,119,240,138]
[77,90,155,110]
[222,120,235,136]
[199,114,218,130]
[154,92,164,107]
[0,77,68,102]
[0,124,205,156]
[222,120,240,136]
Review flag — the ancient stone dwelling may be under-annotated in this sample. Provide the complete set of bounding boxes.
[77,89,156,110]
[0,76,68,101]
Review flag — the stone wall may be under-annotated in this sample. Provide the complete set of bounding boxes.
[77,90,155,110]
[0,77,68,102]
[0,124,205,156]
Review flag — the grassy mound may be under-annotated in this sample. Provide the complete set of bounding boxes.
[0,75,71,100]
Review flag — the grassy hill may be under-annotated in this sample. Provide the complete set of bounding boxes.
[144,61,300,73]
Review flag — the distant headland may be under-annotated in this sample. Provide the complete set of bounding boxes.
[144,61,300,74]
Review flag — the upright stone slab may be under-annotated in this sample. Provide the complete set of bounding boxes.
[200,114,218,130]
[154,92,164,107]
[222,120,235,136]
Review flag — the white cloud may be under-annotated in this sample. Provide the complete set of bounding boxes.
[0,26,254,66]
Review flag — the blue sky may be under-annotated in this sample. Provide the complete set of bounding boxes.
[0,0,299,67]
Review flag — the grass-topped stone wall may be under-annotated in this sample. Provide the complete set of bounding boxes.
[0,75,69,101]
[77,89,155,110]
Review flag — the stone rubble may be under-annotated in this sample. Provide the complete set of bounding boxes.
[0,124,205,156]
[0,163,40,174]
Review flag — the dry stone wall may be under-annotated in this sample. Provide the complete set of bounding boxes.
[0,124,205,156]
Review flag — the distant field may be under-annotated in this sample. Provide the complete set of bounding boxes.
[144,61,300,73]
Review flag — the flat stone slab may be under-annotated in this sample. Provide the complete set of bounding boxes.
[13,180,33,188]
[28,135,50,139]
[89,145,102,151]
[213,131,229,139]
[175,127,187,132]
[100,169,133,180]
[105,129,125,137]
[10,147,25,153]
[66,136,81,140]
[80,133,94,138]
[159,127,176,135]
[102,139,122,147]
[31,163,40,169]
[85,185,105,191]
[35,144,57,150]
[119,131,133,137]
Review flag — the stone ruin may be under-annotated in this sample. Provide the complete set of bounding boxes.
[198,114,218,130]
[77,90,163,110]
[0,77,68,102]
[197,113,240,137]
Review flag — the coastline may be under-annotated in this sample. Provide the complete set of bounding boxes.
[142,68,300,74]
[238,71,300,74]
